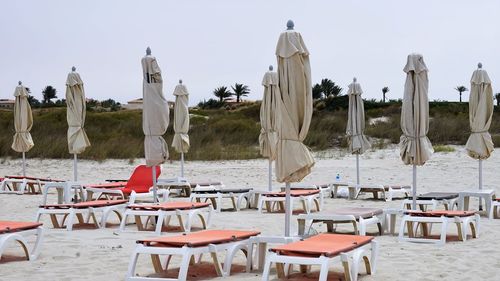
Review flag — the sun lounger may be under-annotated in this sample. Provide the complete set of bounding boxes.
[416,192,458,210]
[125,229,261,281]
[0,175,63,195]
[190,187,252,212]
[36,199,128,231]
[297,207,384,236]
[399,210,480,245]
[258,190,321,214]
[119,201,213,234]
[85,165,161,200]
[348,184,410,201]
[0,221,44,261]
[262,233,378,281]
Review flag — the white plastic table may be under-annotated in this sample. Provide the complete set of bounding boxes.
[458,189,496,219]
[42,181,85,204]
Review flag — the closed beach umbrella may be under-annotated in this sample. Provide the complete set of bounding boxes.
[400,53,433,209]
[275,20,315,236]
[259,67,279,191]
[66,68,91,181]
[465,63,494,191]
[346,78,371,185]
[12,83,34,176]
[172,81,190,178]
[142,48,169,201]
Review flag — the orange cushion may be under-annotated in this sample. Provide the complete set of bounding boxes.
[272,233,373,258]
[265,190,320,197]
[0,221,42,234]
[138,229,260,247]
[40,200,127,209]
[407,210,476,217]
[128,202,210,211]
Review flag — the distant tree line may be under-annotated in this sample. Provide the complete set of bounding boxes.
[198,83,250,109]
[25,85,121,111]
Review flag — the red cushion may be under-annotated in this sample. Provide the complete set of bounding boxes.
[128,202,210,211]
[40,200,127,209]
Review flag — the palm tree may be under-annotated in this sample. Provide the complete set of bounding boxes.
[382,86,389,103]
[42,85,57,104]
[320,78,343,98]
[231,83,250,103]
[312,84,323,99]
[455,86,468,103]
[213,86,232,103]
[495,93,500,107]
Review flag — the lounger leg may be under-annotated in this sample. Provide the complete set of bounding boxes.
[209,252,223,277]
[66,210,76,231]
[125,246,142,279]
[317,256,330,281]
[177,214,186,232]
[154,212,165,235]
[119,211,129,232]
[297,218,306,236]
[0,234,30,261]
[341,253,352,281]
[370,240,378,274]
[177,249,193,281]
[439,218,448,245]
[261,252,274,281]
[359,217,366,236]
[456,221,465,241]
[223,243,248,276]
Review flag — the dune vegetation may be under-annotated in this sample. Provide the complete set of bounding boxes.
[1,98,500,161]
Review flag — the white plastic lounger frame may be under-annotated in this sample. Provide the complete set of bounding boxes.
[126,237,253,281]
[0,178,42,195]
[348,184,410,201]
[246,236,298,272]
[0,225,44,261]
[190,190,251,213]
[119,204,213,235]
[257,192,321,214]
[296,213,384,236]
[35,202,127,231]
[398,213,480,245]
[261,240,379,281]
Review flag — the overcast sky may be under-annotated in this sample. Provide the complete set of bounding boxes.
[1,0,500,105]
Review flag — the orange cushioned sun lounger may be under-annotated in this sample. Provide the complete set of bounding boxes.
[262,233,378,281]
[37,200,128,231]
[126,229,261,281]
[0,221,44,261]
[120,202,213,234]
[127,202,209,211]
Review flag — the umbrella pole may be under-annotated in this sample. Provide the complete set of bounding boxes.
[356,154,360,185]
[73,154,78,181]
[285,182,291,237]
[22,152,26,177]
[181,152,184,178]
[412,164,417,210]
[268,159,272,191]
[479,159,483,210]
[152,166,158,203]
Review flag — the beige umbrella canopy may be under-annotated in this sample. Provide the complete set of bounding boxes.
[466,63,494,190]
[66,69,91,181]
[259,70,279,160]
[142,52,169,167]
[260,69,279,191]
[12,84,34,176]
[172,82,190,177]
[400,53,433,209]
[346,78,371,184]
[275,21,315,236]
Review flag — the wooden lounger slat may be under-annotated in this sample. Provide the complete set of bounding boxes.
[137,229,260,247]
[0,221,42,234]
[271,233,373,258]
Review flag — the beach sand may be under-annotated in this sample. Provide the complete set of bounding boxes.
[1,146,499,281]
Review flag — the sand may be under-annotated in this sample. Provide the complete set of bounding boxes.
[1,145,500,281]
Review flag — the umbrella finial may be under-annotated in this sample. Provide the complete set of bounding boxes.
[146,47,151,56]
[353,77,357,83]
[269,65,273,71]
[18,81,22,85]
[478,62,482,69]
[179,79,183,84]
[72,66,76,72]
[286,20,294,30]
